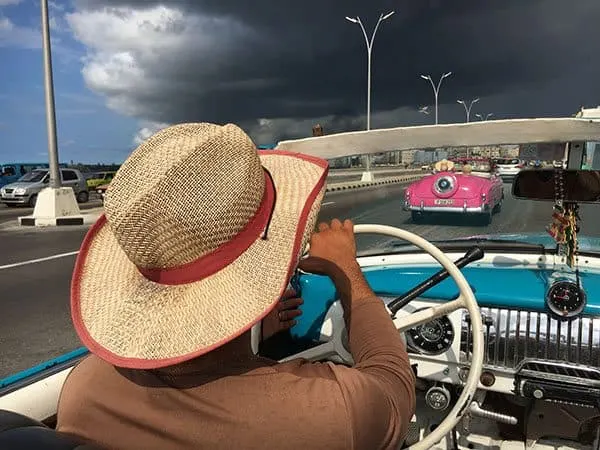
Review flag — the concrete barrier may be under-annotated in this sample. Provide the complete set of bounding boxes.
[328,168,422,177]
[325,174,424,192]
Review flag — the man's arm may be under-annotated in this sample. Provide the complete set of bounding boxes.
[297,219,416,449]
[330,264,416,449]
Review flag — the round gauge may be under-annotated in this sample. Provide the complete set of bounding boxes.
[406,314,455,355]
[546,281,586,319]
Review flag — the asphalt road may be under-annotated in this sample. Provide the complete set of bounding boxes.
[0,167,416,218]
[1,181,600,378]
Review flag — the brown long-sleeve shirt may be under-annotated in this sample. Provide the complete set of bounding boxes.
[56,295,416,449]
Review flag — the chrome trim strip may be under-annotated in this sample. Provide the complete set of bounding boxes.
[461,308,600,378]
[407,205,486,213]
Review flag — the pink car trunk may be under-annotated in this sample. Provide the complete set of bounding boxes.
[404,171,494,213]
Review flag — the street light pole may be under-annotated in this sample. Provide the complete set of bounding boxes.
[457,98,479,122]
[475,113,494,121]
[40,0,61,189]
[420,72,452,125]
[346,11,394,177]
[19,0,83,226]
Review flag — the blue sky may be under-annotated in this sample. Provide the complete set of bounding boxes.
[0,0,138,164]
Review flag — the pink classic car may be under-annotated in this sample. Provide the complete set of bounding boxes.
[403,158,504,224]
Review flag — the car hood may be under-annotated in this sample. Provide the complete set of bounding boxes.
[1,181,38,190]
[453,232,600,252]
[360,232,600,257]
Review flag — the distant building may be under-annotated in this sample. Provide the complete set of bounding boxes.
[401,150,417,165]
[413,149,448,164]
[575,106,600,120]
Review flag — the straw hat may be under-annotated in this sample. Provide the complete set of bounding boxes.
[71,123,328,369]
[434,159,455,172]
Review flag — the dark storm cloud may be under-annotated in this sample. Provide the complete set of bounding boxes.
[70,0,600,141]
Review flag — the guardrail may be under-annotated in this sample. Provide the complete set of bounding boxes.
[327,168,421,177]
[325,173,424,192]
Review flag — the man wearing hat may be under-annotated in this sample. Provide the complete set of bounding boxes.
[56,123,416,449]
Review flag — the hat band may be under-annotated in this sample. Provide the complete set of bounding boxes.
[136,169,276,285]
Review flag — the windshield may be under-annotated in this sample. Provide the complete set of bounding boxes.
[17,170,47,183]
[498,158,520,165]
[323,143,600,258]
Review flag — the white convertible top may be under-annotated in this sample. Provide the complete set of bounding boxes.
[275,118,600,160]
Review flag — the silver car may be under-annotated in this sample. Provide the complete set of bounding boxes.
[0,168,90,207]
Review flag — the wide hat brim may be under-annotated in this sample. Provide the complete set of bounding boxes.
[71,150,328,369]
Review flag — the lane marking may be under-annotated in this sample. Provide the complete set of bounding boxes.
[0,251,79,271]
[322,201,335,206]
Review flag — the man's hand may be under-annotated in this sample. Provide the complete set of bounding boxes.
[261,289,303,341]
[299,219,372,302]
[306,219,359,274]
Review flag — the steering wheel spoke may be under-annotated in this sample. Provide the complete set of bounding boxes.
[393,296,466,332]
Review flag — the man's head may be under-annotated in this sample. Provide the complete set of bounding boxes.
[70,123,329,369]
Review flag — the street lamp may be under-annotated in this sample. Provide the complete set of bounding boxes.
[41,0,60,189]
[346,11,394,180]
[20,0,83,226]
[457,98,479,122]
[420,72,452,125]
[475,113,494,121]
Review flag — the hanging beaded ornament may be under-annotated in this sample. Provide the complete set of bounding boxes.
[546,167,580,268]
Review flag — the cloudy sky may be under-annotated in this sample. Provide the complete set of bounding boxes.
[1,0,599,163]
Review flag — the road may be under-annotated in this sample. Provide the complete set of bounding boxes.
[1,181,600,378]
[0,167,416,218]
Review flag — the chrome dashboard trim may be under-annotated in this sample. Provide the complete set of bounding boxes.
[461,307,600,373]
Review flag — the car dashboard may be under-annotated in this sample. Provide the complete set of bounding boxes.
[287,251,600,444]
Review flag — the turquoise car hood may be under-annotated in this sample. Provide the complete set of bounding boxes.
[458,232,600,252]
[364,232,600,256]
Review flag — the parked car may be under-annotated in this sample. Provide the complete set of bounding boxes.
[495,158,524,180]
[0,168,89,207]
[86,171,116,189]
[404,158,504,224]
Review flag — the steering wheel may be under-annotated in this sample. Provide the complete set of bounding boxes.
[280,224,484,450]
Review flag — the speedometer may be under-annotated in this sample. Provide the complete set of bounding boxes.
[546,281,586,319]
[406,314,454,355]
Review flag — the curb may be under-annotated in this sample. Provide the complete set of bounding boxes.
[325,174,424,193]
[5,207,104,230]
[19,216,84,226]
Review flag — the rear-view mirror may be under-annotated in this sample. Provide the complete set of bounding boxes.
[512,169,600,203]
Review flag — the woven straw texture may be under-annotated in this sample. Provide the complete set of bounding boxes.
[73,123,326,366]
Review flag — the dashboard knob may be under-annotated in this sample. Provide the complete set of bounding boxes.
[425,385,451,411]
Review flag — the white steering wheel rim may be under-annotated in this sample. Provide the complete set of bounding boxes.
[283,224,484,449]
[352,224,483,450]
